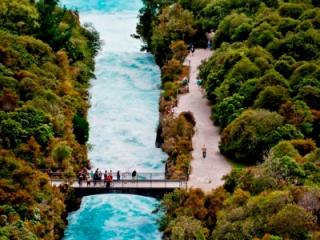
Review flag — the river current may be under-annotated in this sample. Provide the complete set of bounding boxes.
[60,0,166,239]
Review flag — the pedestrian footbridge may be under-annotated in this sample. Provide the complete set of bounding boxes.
[50,172,187,199]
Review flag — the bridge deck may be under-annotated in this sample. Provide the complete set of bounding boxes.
[51,179,187,189]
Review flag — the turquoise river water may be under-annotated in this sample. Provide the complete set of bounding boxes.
[60,0,166,239]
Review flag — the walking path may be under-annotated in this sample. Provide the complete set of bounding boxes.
[174,49,232,192]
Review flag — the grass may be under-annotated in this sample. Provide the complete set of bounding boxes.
[226,157,248,170]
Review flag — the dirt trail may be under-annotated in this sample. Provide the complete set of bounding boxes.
[174,49,232,192]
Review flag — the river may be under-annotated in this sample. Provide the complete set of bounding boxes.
[60,0,166,239]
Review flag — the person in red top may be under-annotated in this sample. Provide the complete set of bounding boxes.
[106,174,112,188]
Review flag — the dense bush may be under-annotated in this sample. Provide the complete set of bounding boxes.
[139,0,320,238]
[220,109,285,164]
[0,0,100,238]
[162,113,195,179]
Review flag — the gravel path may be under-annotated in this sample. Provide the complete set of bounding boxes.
[174,49,232,192]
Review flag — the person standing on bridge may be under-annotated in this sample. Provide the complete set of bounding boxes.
[132,169,137,180]
[106,173,112,188]
[117,170,120,181]
[86,172,91,187]
[93,169,99,186]
[104,170,108,186]
[78,171,83,186]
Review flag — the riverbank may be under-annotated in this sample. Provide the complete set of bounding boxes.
[0,1,100,238]
[139,1,320,239]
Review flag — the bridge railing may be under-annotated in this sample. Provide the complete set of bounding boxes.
[51,179,187,189]
[44,170,168,180]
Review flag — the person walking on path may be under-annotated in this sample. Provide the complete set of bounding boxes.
[190,44,195,56]
[202,145,207,158]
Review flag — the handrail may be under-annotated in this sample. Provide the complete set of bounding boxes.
[51,179,188,190]
[43,170,188,181]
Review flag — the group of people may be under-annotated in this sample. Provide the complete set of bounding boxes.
[77,168,138,187]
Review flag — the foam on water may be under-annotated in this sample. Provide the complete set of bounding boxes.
[61,0,165,239]
[89,52,165,171]
[63,195,161,240]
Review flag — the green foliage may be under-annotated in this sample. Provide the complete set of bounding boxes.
[0,0,38,34]
[278,3,305,19]
[213,93,245,129]
[220,109,285,164]
[138,0,320,238]
[0,107,53,148]
[162,81,179,100]
[268,204,315,239]
[52,143,72,163]
[249,22,280,47]
[254,85,289,111]
[272,29,320,60]
[36,0,72,51]
[170,40,189,62]
[0,119,25,148]
[73,113,89,144]
[0,0,99,238]
[151,3,196,65]
[161,59,183,83]
[263,155,306,182]
[162,113,194,179]
[160,188,227,239]
[0,150,66,239]
[168,216,208,240]
[214,13,253,48]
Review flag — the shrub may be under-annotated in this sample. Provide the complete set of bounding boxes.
[167,216,209,240]
[73,113,89,144]
[0,119,25,148]
[161,59,183,83]
[263,155,305,182]
[268,204,315,239]
[170,40,189,63]
[220,109,284,164]
[51,143,72,164]
[249,22,280,47]
[297,86,320,109]
[254,85,289,111]
[34,124,53,145]
[162,82,179,100]
[279,3,304,19]
[213,93,245,129]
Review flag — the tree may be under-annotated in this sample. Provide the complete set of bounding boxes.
[0,119,25,148]
[0,88,19,112]
[220,109,285,164]
[51,143,72,164]
[36,0,72,51]
[73,113,89,144]
[254,85,289,111]
[170,40,188,62]
[151,3,196,64]
[279,100,313,135]
[168,216,208,240]
[268,204,315,239]
[213,93,245,129]
[263,155,305,182]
